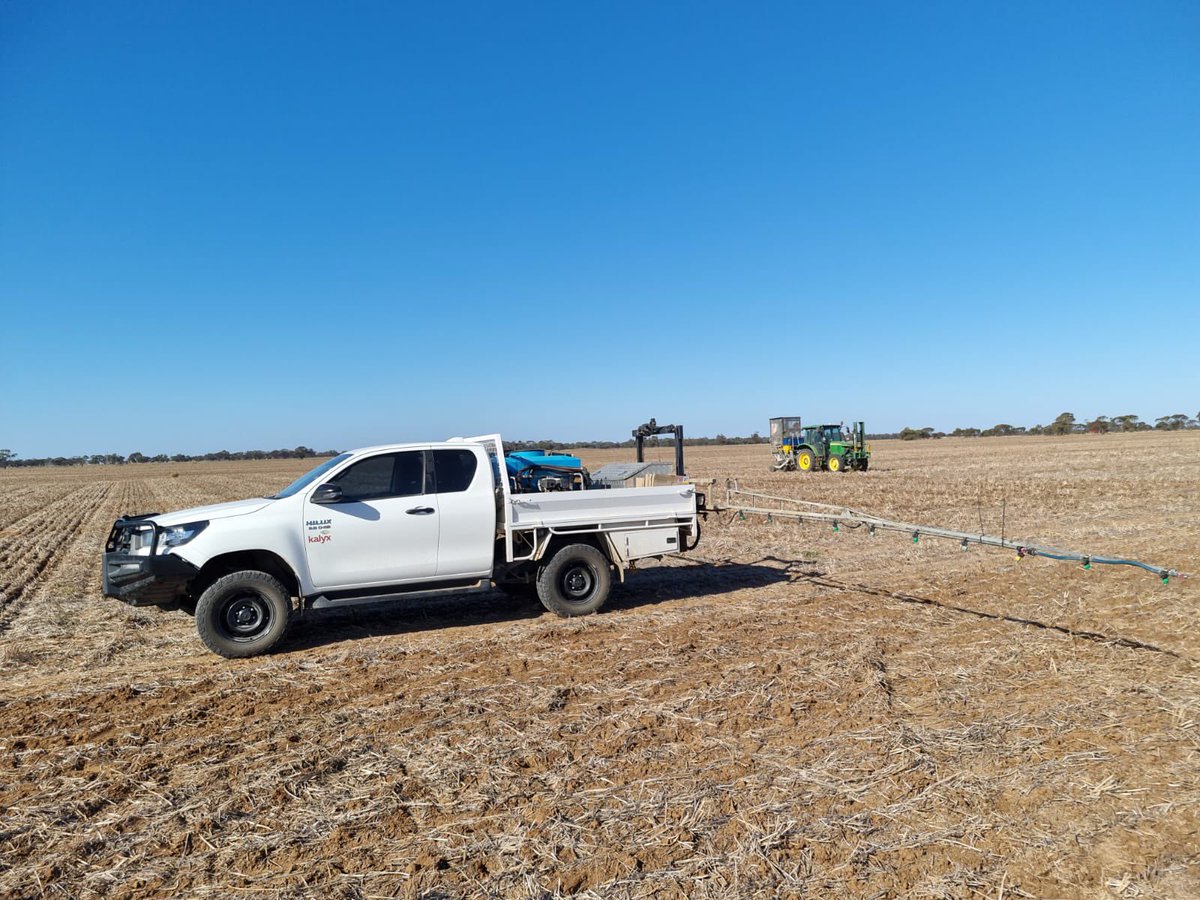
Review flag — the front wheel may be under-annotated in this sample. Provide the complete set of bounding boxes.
[827,455,844,473]
[536,544,612,617]
[195,570,292,658]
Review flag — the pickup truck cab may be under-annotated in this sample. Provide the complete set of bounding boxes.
[103,435,702,657]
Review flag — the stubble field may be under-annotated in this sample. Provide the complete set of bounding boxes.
[1,432,1198,898]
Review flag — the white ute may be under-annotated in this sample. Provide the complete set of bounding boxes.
[102,435,702,657]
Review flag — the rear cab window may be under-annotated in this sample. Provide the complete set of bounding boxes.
[432,449,479,493]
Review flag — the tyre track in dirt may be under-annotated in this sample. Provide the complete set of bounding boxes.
[0,482,116,635]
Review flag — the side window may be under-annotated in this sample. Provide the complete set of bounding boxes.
[391,451,425,497]
[332,452,426,501]
[433,449,478,493]
[332,454,397,502]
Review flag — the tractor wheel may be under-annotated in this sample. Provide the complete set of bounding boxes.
[796,450,815,472]
[827,455,844,473]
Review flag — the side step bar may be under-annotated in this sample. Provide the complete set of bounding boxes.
[307,578,490,609]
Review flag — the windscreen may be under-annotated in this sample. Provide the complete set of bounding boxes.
[269,453,352,499]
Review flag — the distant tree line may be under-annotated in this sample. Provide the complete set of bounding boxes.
[0,446,340,469]
[889,411,1200,440]
[4,414,1195,466]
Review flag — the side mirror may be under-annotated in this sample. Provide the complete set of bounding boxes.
[311,483,343,504]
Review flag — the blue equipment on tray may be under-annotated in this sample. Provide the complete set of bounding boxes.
[505,450,587,492]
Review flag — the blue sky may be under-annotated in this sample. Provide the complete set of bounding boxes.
[2,1,1197,457]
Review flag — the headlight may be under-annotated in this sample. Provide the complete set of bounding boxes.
[160,521,208,549]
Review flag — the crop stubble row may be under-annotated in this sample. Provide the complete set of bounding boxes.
[0,482,117,631]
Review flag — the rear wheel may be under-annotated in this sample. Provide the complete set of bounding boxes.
[536,544,612,617]
[796,450,815,472]
[195,570,291,658]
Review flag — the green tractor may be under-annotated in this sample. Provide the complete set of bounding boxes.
[769,417,871,473]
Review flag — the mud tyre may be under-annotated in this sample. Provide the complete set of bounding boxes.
[195,570,292,658]
[827,455,844,473]
[536,544,612,618]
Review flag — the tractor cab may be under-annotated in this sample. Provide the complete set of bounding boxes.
[804,424,845,452]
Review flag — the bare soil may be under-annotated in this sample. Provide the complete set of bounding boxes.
[1,433,1197,898]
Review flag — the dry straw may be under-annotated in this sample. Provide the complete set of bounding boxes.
[1,433,1198,897]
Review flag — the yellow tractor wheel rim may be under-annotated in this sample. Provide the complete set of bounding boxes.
[829,458,840,471]
[798,454,812,471]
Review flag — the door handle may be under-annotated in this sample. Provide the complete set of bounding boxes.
[406,506,436,515]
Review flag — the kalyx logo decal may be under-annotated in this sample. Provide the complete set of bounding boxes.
[306,518,332,544]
